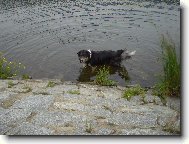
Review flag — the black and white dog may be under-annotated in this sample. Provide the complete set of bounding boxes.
[77,49,136,67]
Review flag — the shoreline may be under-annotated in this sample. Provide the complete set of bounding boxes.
[0,79,180,135]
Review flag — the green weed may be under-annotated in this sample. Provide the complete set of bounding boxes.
[123,85,146,101]
[22,86,32,93]
[85,120,93,133]
[39,92,50,95]
[163,122,180,134]
[67,90,80,95]
[153,35,180,97]
[95,65,116,86]
[0,52,25,79]
[22,74,31,80]
[47,81,56,87]
[8,81,16,88]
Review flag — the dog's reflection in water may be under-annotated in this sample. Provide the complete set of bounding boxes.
[77,65,129,83]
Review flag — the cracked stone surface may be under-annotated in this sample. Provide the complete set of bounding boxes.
[0,79,181,135]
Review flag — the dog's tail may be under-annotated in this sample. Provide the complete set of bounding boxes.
[121,49,136,60]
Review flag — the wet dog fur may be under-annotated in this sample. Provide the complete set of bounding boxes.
[77,49,136,67]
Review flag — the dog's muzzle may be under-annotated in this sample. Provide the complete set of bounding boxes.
[79,59,83,63]
[79,57,89,63]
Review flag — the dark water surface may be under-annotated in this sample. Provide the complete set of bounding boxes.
[0,0,180,87]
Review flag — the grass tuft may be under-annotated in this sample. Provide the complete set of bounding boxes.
[7,81,16,88]
[95,65,116,86]
[123,85,146,101]
[85,120,93,133]
[22,74,31,80]
[67,90,80,95]
[47,81,56,88]
[22,86,32,93]
[153,35,180,97]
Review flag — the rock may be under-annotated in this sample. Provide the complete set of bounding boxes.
[129,95,143,105]
[95,128,113,135]
[166,96,180,111]
[0,91,18,101]
[0,124,12,134]
[144,95,155,103]
[0,108,31,125]
[32,111,87,127]
[6,122,54,135]
[11,95,54,112]
[121,128,171,135]
[0,80,7,90]
[107,112,157,128]
[0,80,181,135]
[86,105,112,117]
[54,102,87,111]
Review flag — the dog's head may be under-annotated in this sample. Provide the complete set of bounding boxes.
[77,50,91,63]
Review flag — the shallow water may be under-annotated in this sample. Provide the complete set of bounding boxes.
[0,0,180,87]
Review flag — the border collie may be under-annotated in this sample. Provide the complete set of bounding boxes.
[77,49,136,67]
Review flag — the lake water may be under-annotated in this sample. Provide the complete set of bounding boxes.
[0,0,180,87]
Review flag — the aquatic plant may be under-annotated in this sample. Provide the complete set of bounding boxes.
[123,85,146,101]
[153,35,180,97]
[95,65,117,86]
[22,74,31,80]
[0,52,25,79]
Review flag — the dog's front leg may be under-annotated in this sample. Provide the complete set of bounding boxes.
[91,66,97,73]
[82,63,87,68]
